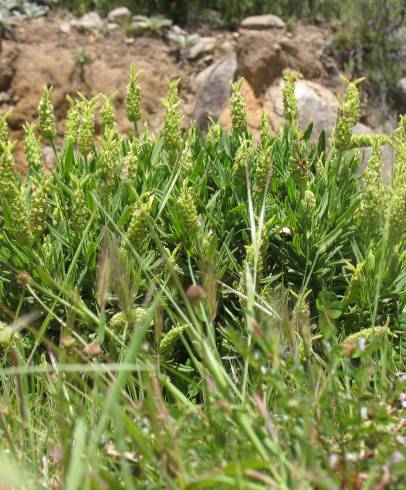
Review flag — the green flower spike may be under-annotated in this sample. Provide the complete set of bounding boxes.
[161,79,183,158]
[38,85,56,141]
[23,123,44,173]
[127,192,154,246]
[230,78,247,135]
[333,76,363,151]
[126,65,142,129]
[178,180,200,234]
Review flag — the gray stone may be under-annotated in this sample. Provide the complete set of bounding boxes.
[187,37,216,60]
[166,31,186,47]
[264,78,393,178]
[131,19,149,37]
[265,78,339,138]
[71,12,103,32]
[59,21,71,34]
[193,51,238,130]
[240,14,286,30]
[107,7,132,24]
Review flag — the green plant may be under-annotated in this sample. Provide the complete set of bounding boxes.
[0,70,405,488]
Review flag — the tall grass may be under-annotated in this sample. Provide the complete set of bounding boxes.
[0,70,405,488]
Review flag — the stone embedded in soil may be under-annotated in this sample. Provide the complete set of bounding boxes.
[237,30,284,96]
[130,19,150,37]
[237,25,328,96]
[186,37,216,60]
[70,12,103,32]
[240,14,286,30]
[107,7,132,24]
[193,51,238,130]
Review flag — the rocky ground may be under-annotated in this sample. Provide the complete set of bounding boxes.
[0,8,399,173]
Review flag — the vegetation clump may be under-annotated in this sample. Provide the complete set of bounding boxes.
[0,70,405,489]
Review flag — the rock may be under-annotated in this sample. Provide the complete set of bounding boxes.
[107,22,119,31]
[166,31,186,47]
[107,7,132,24]
[264,78,339,138]
[0,92,11,104]
[186,34,201,46]
[193,51,238,130]
[170,25,187,36]
[186,37,216,60]
[237,30,284,96]
[237,23,333,96]
[71,12,103,32]
[396,77,406,110]
[220,79,262,134]
[240,14,286,30]
[43,146,54,168]
[131,19,149,37]
[59,21,71,34]
[264,78,393,178]
[352,123,393,180]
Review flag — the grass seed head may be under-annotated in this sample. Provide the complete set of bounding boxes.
[122,139,140,181]
[178,180,200,234]
[23,123,44,172]
[126,64,142,124]
[161,78,183,157]
[30,179,48,238]
[127,192,154,246]
[9,184,32,245]
[65,97,81,145]
[101,94,118,135]
[38,85,56,141]
[230,78,247,135]
[333,78,361,150]
[78,101,96,157]
[0,140,17,199]
[0,110,11,146]
[283,70,300,124]
[160,324,188,359]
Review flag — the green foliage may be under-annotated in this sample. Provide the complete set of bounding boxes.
[0,72,405,488]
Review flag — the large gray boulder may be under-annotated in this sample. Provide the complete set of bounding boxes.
[265,78,339,138]
[193,51,238,131]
